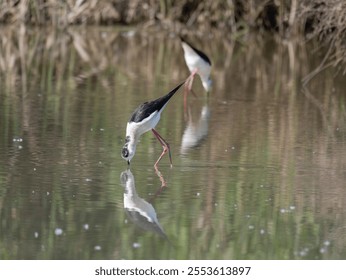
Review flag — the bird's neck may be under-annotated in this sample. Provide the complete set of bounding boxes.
[127,134,139,146]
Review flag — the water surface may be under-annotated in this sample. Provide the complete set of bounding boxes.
[0,27,345,259]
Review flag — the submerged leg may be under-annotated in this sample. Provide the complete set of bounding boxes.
[152,128,172,168]
[154,168,167,189]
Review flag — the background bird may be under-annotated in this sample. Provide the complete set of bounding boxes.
[121,82,184,169]
[181,37,212,94]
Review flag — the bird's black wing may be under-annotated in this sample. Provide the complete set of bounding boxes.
[180,37,212,66]
[129,82,184,123]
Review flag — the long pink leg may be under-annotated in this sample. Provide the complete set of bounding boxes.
[184,69,197,113]
[184,70,197,92]
[187,73,195,91]
[152,129,172,169]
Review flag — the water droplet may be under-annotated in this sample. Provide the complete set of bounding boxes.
[289,205,296,210]
[85,178,92,182]
[83,224,89,230]
[13,137,23,142]
[299,251,307,257]
[123,30,136,38]
[248,225,255,230]
[34,232,39,238]
[54,228,63,236]
[94,245,102,251]
[324,240,330,246]
[260,229,265,235]
[196,192,200,196]
[133,242,141,248]
[299,248,309,257]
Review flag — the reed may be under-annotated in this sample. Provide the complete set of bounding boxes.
[1,1,345,76]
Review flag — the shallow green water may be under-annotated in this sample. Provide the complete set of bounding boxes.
[0,27,345,259]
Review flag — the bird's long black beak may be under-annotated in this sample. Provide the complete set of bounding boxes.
[127,160,130,166]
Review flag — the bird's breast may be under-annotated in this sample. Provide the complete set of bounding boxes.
[185,55,210,77]
[126,111,161,138]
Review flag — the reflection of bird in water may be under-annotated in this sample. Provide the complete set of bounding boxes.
[180,37,212,95]
[181,104,210,154]
[120,169,167,239]
[121,82,184,169]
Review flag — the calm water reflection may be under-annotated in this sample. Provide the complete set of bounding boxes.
[121,169,167,240]
[181,101,210,154]
[0,27,346,259]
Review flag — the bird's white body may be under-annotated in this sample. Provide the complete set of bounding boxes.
[126,110,162,142]
[182,42,211,80]
[181,41,211,91]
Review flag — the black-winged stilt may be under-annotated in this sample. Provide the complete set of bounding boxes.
[121,82,184,168]
[181,37,212,93]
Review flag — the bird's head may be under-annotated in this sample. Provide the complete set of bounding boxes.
[121,138,136,165]
[202,77,213,93]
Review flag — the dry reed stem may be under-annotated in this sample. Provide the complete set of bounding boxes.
[0,0,346,82]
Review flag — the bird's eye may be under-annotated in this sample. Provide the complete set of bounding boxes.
[122,147,129,158]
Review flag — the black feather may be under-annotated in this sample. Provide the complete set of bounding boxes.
[129,82,184,123]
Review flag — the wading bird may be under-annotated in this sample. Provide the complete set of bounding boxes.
[121,82,184,169]
[181,37,212,94]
